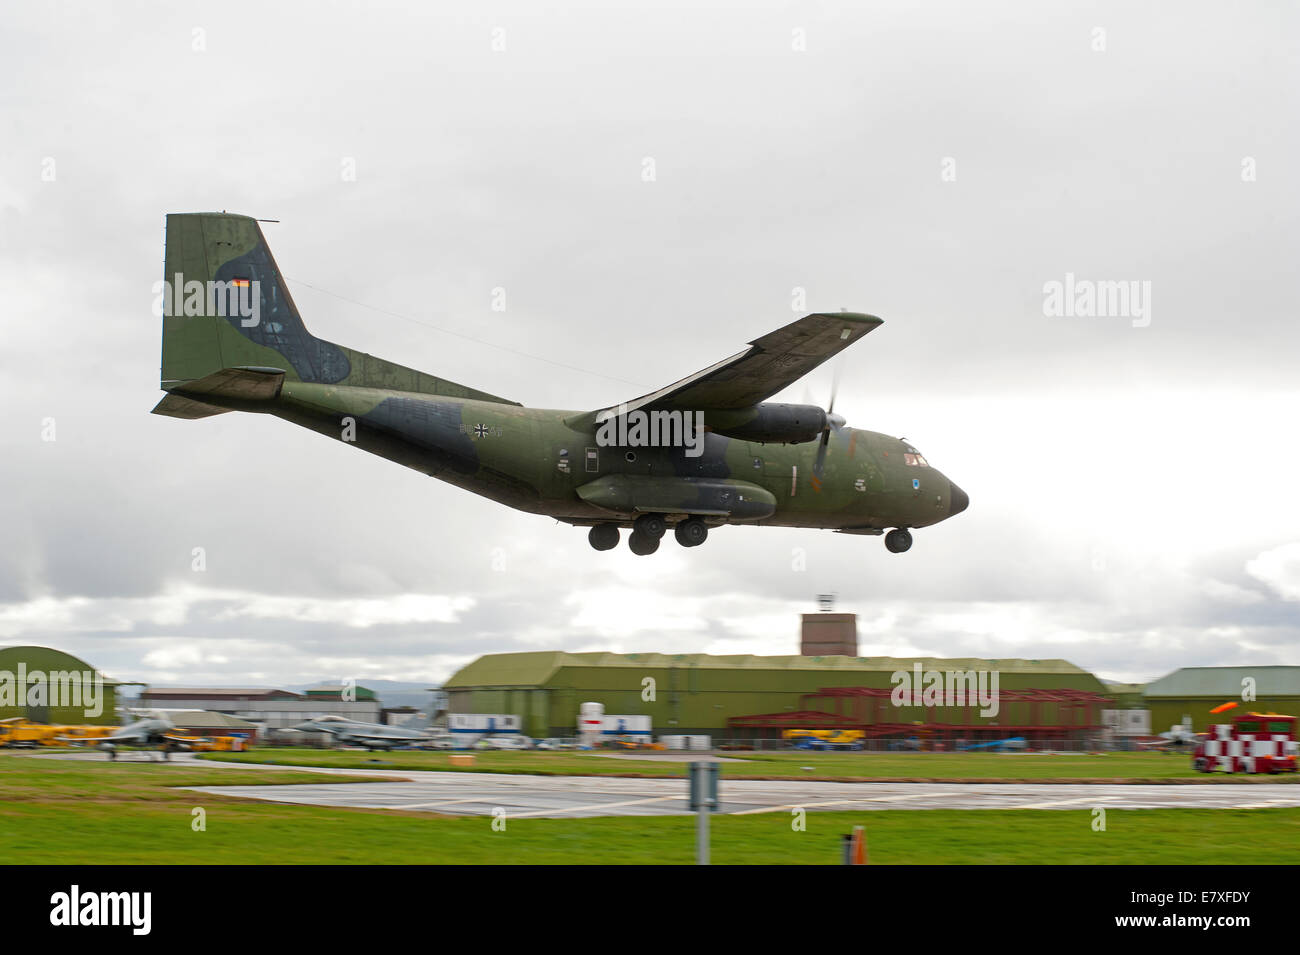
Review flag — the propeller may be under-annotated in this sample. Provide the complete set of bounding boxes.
[812,360,846,481]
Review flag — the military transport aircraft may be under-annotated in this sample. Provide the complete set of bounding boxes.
[153,213,968,555]
[293,715,433,751]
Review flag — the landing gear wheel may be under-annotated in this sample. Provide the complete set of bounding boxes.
[885,528,913,553]
[674,518,709,547]
[628,531,660,556]
[633,513,667,539]
[1193,756,1209,773]
[588,524,620,551]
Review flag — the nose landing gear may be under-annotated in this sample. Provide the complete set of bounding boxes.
[884,528,912,553]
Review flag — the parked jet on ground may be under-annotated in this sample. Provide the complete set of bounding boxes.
[294,715,434,751]
[1139,722,1203,752]
[153,213,968,555]
[70,717,192,761]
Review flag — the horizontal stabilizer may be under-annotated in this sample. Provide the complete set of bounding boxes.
[164,365,286,400]
[153,366,286,418]
[150,394,229,419]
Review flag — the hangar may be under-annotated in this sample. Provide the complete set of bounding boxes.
[1143,666,1300,734]
[442,650,1112,740]
[0,645,124,725]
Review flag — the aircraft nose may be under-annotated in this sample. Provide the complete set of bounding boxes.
[948,481,969,516]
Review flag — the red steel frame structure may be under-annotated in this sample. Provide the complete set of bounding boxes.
[727,686,1112,743]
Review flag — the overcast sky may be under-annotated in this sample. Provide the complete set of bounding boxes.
[1,0,1297,691]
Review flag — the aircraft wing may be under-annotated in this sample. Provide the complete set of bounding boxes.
[598,312,883,416]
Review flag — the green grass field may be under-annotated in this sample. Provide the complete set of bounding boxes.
[2,754,1298,863]
[199,747,1297,783]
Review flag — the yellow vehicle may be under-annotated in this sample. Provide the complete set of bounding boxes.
[0,720,62,748]
[0,720,118,748]
[48,725,115,745]
[782,728,866,749]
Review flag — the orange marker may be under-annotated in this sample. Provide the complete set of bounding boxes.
[1210,702,1238,714]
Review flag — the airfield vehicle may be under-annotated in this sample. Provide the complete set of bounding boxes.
[0,719,61,748]
[474,735,533,751]
[606,739,665,751]
[1192,713,1298,774]
[174,734,249,753]
[959,737,1028,752]
[0,720,115,748]
[783,728,866,751]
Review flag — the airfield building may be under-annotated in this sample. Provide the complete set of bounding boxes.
[1142,666,1300,734]
[138,687,382,729]
[442,651,1112,740]
[0,645,126,725]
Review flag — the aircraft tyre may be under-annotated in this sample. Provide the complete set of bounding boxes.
[628,531,660,556]
[885,528,912,553]
[674,519,708,547]
[588,524,620,551]
[633,514,667,539]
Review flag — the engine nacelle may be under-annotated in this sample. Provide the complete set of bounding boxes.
[705,403,828,445]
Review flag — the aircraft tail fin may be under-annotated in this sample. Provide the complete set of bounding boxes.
[158,213,519,405]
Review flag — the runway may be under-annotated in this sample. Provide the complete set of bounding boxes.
[30,752,1300,818]
[181,768,1300,819]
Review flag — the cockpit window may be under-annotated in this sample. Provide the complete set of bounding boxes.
[903,452,928,467]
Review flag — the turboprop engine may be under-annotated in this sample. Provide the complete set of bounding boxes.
[704,402,842,445]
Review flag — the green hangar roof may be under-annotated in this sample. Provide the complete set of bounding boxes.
[443,651,1096,688]
[1144,666,1300,698]
[0,645,123,684]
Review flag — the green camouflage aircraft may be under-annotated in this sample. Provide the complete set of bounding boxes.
[154,213,968,555]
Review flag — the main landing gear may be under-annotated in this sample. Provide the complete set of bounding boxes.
[673,518,708,548]
[884,528,912,553]
[628,513,666,555]
[586,517,711,555]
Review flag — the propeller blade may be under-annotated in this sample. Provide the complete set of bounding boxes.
[813,426,831,479]
[827,359,842,416]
